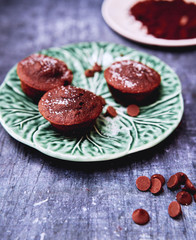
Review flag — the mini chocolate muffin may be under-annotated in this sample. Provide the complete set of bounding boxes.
[17,54,73,101]
[104,60,161,105]
[38,85,103,134]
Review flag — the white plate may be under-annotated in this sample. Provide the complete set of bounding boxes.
[102,0,196,47]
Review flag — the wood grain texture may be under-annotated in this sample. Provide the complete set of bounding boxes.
[0,0,196,239]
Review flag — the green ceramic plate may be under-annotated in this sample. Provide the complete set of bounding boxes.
[0,42,183,162]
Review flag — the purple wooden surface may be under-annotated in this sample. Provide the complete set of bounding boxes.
[0,0,196,239]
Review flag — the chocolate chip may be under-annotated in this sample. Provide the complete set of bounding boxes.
[132,209,150,225]
[185,178,196,194]
[105,106,117,117]
[168,201,182,218]
[181,186,189,192]
[176,191,192,205]
[85,69,94,77]
[92,63,102,72]
[150,178,162,195]
[151,174,165,186]
[136,176,151,192]
[167,174,179,190]
[175,172,188,185]
[194,193,196,202]
[127,104,140,117]
[181,184,195,194]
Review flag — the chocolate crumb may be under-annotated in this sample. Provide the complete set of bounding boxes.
[92,63,102,72]
[85,69,94,77]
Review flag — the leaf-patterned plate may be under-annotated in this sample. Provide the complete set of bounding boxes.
[0,42,183,162]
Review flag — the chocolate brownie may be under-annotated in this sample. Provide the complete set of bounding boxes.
[17,54,73,101]
[38,85,103,134]
[104,60,161,105]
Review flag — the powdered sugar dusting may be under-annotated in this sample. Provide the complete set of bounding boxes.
[41,57,58,74]
[108,60,156,89]
[110,60,144,76]
[22,54,58,71]
[41,86,98,117]
[20,54,71,83]
[43,97,72,115]
[110,71,137,88]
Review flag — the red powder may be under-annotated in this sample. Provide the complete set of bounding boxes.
[130,0,196,40]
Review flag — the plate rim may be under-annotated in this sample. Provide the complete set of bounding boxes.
[102,0,196,47]
[0,42,184,162]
